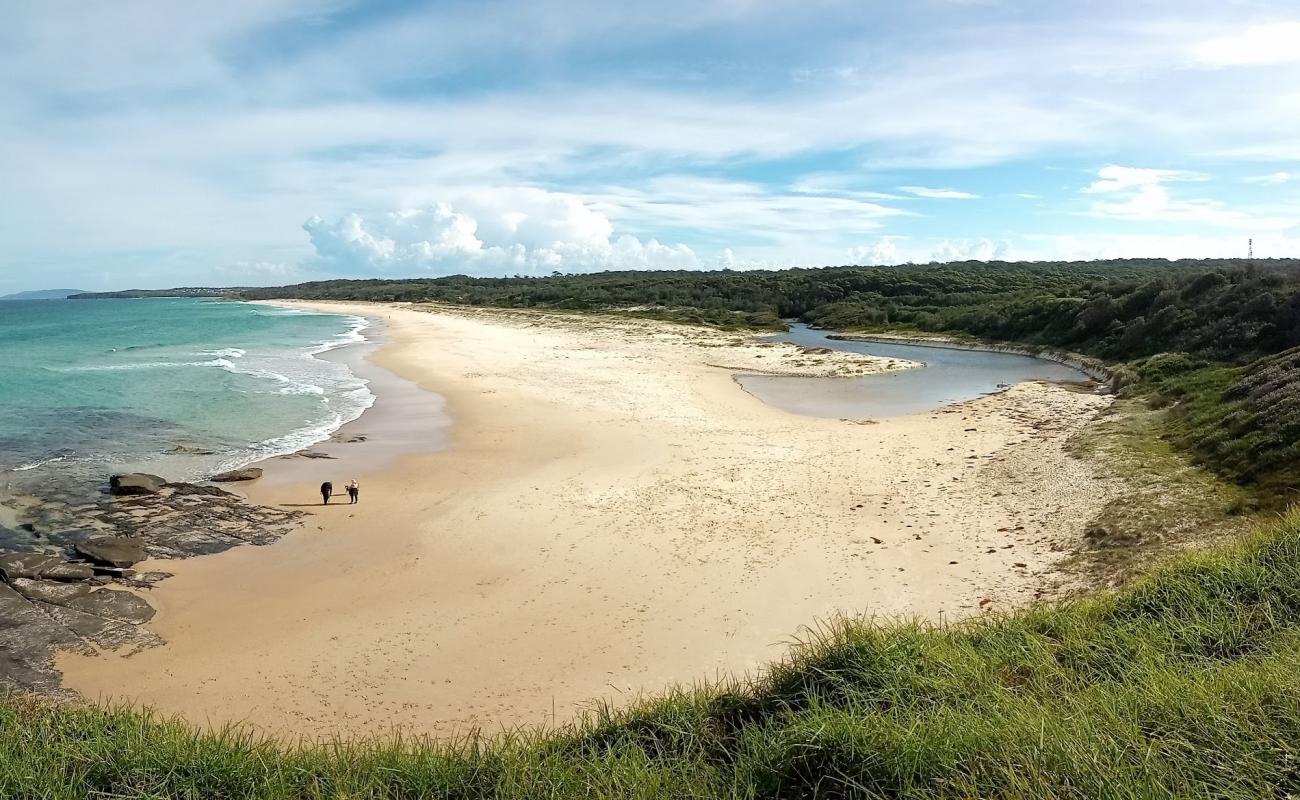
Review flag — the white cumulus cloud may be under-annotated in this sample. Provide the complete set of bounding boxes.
[848,238,903,265]
[303,188,699,275]
[931,239,1010,262]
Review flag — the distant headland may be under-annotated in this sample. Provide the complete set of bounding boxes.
[0,289,88,301]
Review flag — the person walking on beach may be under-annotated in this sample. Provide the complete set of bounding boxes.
[320,480,333,505]
[347,479,359,504]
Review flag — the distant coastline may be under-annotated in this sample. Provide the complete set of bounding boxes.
[0,289,87,301]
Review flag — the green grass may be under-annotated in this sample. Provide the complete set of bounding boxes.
[1064,396,1259,587]
[7,511,1300,798]
[1119,350,1300,503]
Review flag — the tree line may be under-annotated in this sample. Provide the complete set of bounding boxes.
[242,258,1300,496]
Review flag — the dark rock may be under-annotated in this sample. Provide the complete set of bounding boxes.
[119,571,173,590]
[63,588,156,625]
[209,467,263,482]
[0,476,308,694]
[39,528,99,548]
[0,582,93,693]
[91,565,137,579]
[167,483,235,498]
[35,602,161,651]
[294,450,335,459]
[0,553,63,581]
[109,473,167,496]
[169,444,216,455]
[0,526,61,556]
[41,563,96,582]
[9,578,91,606]
[75,536,148,567]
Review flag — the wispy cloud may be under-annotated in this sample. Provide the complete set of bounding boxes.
[1083,165,1294,231]
[3,2,1300,290]
[1244,171,1295,185]
[899,186,979,200]
[1192,21,1300,67]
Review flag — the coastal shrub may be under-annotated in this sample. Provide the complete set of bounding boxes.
[231,259,1300,364]
[1121,349,1300,499]
[222,259,1300,492]
[6,511,1300,798]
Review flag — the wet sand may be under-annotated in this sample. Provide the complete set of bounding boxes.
[57,303,1116,739]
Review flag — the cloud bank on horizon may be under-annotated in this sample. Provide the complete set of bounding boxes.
[1,0,1299,292]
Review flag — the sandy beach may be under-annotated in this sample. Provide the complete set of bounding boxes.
[56,303,1116,739]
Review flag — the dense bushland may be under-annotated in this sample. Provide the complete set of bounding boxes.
[239,259,1300,362]
[241,259,1300,493]
[6,511,1300,798]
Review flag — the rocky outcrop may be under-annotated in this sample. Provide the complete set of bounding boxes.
[75,536,148,567]
[0,477,305,693]
[9,578,91,604]
[62,588,156,625]
[108,473,167,496]
[0,582,91,693]
[279,449,335,460]
[39,563,96,582]
[0,553,65,581]
[209,467,263,482]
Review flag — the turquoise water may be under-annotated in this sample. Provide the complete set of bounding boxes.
[0,298,372,492]
[737,324,1088,418]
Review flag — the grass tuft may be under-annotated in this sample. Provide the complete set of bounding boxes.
[7,512,1300,797]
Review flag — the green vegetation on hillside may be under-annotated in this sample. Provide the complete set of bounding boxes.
[241,258,1300,495]
[239,259,1300,363]
[6,511,1300,798]
[1112,350,1300,504]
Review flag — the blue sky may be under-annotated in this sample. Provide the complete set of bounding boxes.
[2,1,1299,293]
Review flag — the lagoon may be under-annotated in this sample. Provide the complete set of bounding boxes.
[736,324,1090,418]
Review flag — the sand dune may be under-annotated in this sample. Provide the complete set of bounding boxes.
[57,303,1116,739]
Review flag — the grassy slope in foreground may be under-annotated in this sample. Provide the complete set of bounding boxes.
[5,511,1300,798]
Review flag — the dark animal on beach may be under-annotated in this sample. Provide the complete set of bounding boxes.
[320,481,333,505]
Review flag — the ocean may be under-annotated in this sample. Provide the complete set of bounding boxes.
[0,298,372,496]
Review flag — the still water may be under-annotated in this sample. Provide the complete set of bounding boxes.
[736,324,1088,418]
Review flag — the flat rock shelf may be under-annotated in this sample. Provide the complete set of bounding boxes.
[0,479,304,694]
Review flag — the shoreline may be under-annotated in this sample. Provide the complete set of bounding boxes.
[241,307,451,496]
[825,332,1117,388]
[55,302,1119,740]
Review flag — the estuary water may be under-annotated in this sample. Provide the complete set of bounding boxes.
[737,324,1089,418]
[0,298,373,494]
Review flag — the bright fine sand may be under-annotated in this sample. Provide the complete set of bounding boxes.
[58,303,1116,739]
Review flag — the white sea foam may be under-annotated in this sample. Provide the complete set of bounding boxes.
[199,347,247,359]
[198,307,376,475]
[11,454,66,472]
[276,383,327,396]
[307,315,370,356]
[53,358,236,373]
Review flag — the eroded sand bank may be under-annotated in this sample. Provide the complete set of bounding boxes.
[58,303,1115,739]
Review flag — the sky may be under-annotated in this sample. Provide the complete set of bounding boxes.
[2,1,1300,293]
